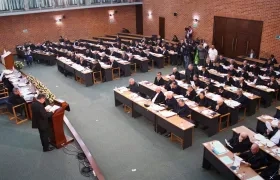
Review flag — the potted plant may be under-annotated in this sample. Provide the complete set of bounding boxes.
[14,61,24,70]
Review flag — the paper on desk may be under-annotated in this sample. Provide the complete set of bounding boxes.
[271,148,280,156]
[212,141,227,155]
[219,156,233,165]
[271,119,279,127]
[225,139,233,149]
[149,104,165,111]
[254,134,266,141]
[246,175,265,180]
[266,121,273,131]
[159,110,177,118]
[174,95,184,99]
[233,154,243,167]
[190,81,195,87]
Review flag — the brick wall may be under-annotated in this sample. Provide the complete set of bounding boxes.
[143,0,280,59]
[0,6,136,53]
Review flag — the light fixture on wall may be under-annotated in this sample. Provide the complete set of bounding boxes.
[192,15,200,28]
[56,19,62,23]
[108,10,115,23]
[148,11,152,19]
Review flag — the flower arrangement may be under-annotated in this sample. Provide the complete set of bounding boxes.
[14,61,24,70]
[26,75,56,103]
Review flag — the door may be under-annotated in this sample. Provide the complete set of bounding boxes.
[213,17,227,55]
[135,5,143,34]
[235,32,250,57]
[159,17,165,39]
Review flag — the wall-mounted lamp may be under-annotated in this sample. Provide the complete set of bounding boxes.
[56,19,62,23]
[193,19,199,22]
[148,11,152,19]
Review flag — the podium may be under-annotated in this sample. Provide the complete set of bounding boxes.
[50,100,74,148]
[1,52,14,69]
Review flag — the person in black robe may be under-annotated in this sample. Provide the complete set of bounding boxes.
[176,99,191,118]
[170,81,181,95]
[250,63,260,76]
[127,78,139,93]
[165,91,178,110]
[170,67,181,80]
[235,77,248,91]
[31,94,54,152]
[151,86,165,104]
[154,72,165,86]
[224,72,235,86]
[212,98,229,115]
[200,66,210,78]
[217,86,230,99]
[203,78,215,93]
[196,91,210,107]
[238,144,266,170]
[225,132,251,153]
[267,75,278,90]
[185,86,197,101]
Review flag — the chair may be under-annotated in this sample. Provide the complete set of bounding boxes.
[148,59,154,71]
[92,63,102,84]
[130,63,137,74]
[219,113,230,131]
[112,67,120,80]
[164,56,170,66]
[238,106,247,122]
[123,105,131,113]
[0,91,9,114]
[6,101,28,125]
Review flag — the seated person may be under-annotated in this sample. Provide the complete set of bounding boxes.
[205,58,213,69]
[99,52,109,64]
[213,62,224,73]
[225,132,251,153]
[92,51,100,60]
[8,88,26,106]
[217,86,230,99]
[241,60,250,72]
[224,72,234,86]
[203,78,215,93]
[176,99,191,118]
[267,75,278,90]
[234,89,248,105]
[77,57,88,67]
[170,81,181,95]
[127,54,134,63]
[263,59,273,69]
[265,66,276,77]
[164,75,176,91]
[127,78,139,93]
[196,91,210,107]
[238,143,265,170]
[192,74,202,88]
[216,54,227,65]
[161,47,168,57]
[184,85,197,101]
[265,121,280,146]
[212,98,229,115]
[84,49,92,58]
[228,65,237,77]
[200,66,210,78]
[250,74,264,85]
[120,43,127,51]
[164,91,178,110]
[228,59,238,69]
[121,52,128,60]
[154,72,165,86]
[237,68,249,80]
[151,86,165,104]
[170,67,180,80]
[110,58,118,68]
[235,77,248,91]
[249,63,260,76]
[270,54,278,65]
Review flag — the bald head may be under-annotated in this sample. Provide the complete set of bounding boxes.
[217,98,224,105]
[251,143,259,154]
[155,86,161,93]
[166,91,174,99]
[170,75,175,81]
[173,67,177,73]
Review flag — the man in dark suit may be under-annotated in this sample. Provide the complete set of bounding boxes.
[8,88,26,106]
[250,63,260,76]
[270,54,278,64]
[92,51,100,60]
[176,99,190,118]
[205,58,213,69]
[228,65,237,77]
[224,72,235,86]
[31,94,54,152]
[264,121,280,146]
[77,57,88,67]
[267,75,278,90]
[238,144,265,170]
[217,86,230,99]
[263,59,273,69]
[235,77,248,91]
[200,66,210,78]
[127,54,134,63]
[165,91,178,110]
[185,64,198,83]
[164,75,176,91]
[203,78,215,93]
[151,86,165,104]
[100,52,109,64]
[241,60,250,72]
[234,89,248,105]
[237,68,249,80]
[193,74,202,88]
[196,91,210,107]
[228,59,238,69]
[225,132,251,153]
[216,54,227,65]
[127,78,139,93]
[170,67,181,80]
[213,62,224,73]
[185,86,197,101]
[260,163,280,180]
[154,72,165,86]
[213,98,229,115]
[170,81,181,95]
[265,66,276,77]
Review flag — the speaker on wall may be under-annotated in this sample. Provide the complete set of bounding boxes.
[174,13,178,16]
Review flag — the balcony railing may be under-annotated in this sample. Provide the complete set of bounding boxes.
[0,0,142,16]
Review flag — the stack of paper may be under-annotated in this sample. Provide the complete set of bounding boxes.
[45,105,60,112]
[212,141,227,155]
[254,134,266,141]
[219,156,233,165]
[149,104,165,111]
[224,100,241,108]
[159,110,177,118]
[174,95,184,99]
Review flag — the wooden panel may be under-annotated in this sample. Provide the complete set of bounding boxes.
[235,32,250,57]
[213,17,227,55]
[159,17,165,39]
[135,5,143,35]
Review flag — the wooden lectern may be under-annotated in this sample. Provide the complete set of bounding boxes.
[1,52,14,69]
[50,100,74,148]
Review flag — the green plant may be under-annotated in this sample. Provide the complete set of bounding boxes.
[14,61,24,70]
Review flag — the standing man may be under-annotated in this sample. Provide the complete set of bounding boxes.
[197,44,207,66]
[208,45,218,62]
[31,94,54,152]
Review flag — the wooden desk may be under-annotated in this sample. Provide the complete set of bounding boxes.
[113,89,194,149]
[202,140,262,180]
[233,126,280,162]
[118,32,152,39]
[237,56,279,69]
